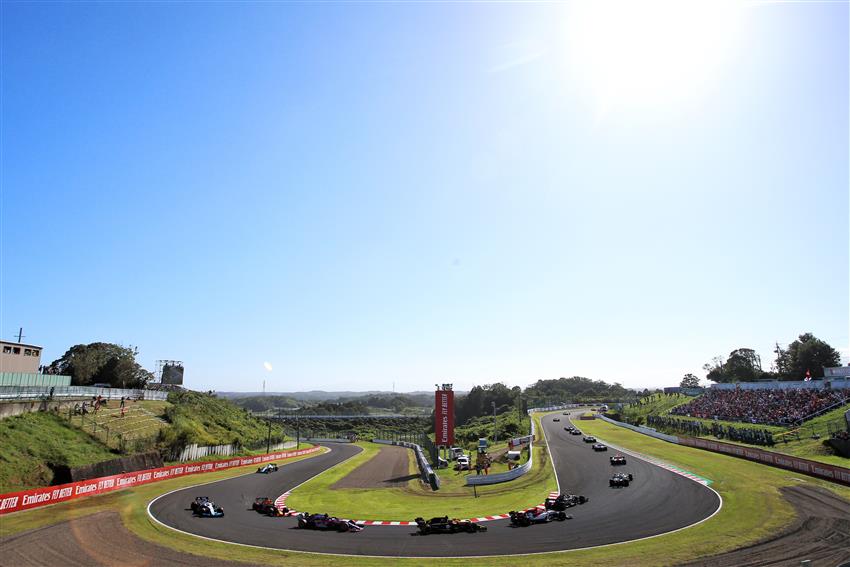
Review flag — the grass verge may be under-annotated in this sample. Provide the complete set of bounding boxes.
[4,418,850,566]
[285,416,557,520]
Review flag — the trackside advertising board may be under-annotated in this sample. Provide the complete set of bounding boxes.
[678,436,850,486]
[435,389,454,446]
[0,446,321,515]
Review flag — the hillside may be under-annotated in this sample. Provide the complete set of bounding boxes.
[158,390,287,451]
[0,412,117,493]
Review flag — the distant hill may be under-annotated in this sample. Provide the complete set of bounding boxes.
[217,390,446,402]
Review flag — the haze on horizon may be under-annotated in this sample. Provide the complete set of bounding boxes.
[2,1,847,393]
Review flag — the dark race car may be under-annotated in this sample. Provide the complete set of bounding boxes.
[190,496,210,513]
[194,500,224,517]
[253,497,275,513]
[570,429,582,435]
[553,418,560,422]
[509,509,570,526]
[592,443,608,452]
[610,454,627,465]
[297,512,363,532]
[583,436,597,443]
[565,426,575,432]
[252,497,289,516]
[414,516,487,535]
[544,493,588,511]
[257,463,279,474]
[610,472,634,487]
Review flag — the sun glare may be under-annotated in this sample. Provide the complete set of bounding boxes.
[565,0,743,115]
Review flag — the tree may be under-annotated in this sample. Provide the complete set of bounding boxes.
[680,373,700,388]
[48,342,153,388]
[774,333,840,380]
[704,348,763,383]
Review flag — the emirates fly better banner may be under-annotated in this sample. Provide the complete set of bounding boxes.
[435,389,454,446]
[0,446,321,515]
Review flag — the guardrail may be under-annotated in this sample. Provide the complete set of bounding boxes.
[373,439,440,489]
[303,437,354,443]
[596,414,679,443]
[596,414,850,487]
[466,416,536,486]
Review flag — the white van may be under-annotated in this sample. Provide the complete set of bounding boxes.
[455,455,470,470]
[449,447,464,460]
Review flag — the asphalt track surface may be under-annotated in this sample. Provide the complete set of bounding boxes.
[149,414,721,557]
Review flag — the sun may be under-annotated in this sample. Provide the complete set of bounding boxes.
[564,0,743,115]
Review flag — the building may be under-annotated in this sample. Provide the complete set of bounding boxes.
[0,340,43,373]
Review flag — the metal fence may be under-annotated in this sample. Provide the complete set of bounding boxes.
[372,438,440,489]
[0,373,72,387]
[0,385,168,401]
[466,416,536,486]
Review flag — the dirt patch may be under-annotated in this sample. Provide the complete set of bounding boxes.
[679,484,850,567]
[0,511,256,567]
[332,445,417,489]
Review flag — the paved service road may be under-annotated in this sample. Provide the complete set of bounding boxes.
[149,414,721,557]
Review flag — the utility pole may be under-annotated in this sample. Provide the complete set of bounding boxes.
[492,401,497,443]
[15,328,24,343]
[266,418,272,454]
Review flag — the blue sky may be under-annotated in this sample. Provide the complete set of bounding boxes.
[2,1,847,392]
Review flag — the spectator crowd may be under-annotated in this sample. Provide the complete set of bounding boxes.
[670,387,848,426]
[647,415,775,446]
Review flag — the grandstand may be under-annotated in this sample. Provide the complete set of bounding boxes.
[670,385,849,426]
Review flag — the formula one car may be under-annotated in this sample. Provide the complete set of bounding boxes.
[565,426,575,432]
[194,500,224,517]
[553,418,560,422]
[414,516,487,534]
[610,454,627,465]
[583,436,597,443]
[570,429,582,435]
[610,472,634,487]
[253,497,275,513]
[190,496,211,513]
[297,513,363,532]
[544,493,588,511]
[257,463,279,474]
[252,497,288,516]
[592,443,608,451]
[509,509,570,526]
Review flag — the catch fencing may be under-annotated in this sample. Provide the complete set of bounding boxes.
[466,416,536,486]
[0,385,167,401]
[372,439,440,489]
[710,379,850,391]
[171,441,296,462]
[0,446,321,516]
[596,414,679,443]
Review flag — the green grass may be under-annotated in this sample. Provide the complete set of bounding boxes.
[286,416,557,520]
[652,400,850,467]
[613,393,692,424]
[0,411,118,493]
[5,415,850,567]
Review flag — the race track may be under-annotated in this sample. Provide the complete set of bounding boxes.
[148,414,721,557]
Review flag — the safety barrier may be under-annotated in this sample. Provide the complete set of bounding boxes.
[596,414,850,487]
[466,417,536,486]
[0,446,322,515]
[0,385,168,401]
[303,437,354,444]
[596,414,680,443]
[678,436,850,486]
[372,439,440,489]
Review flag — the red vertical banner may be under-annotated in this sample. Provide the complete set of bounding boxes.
[435,390,454,446]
